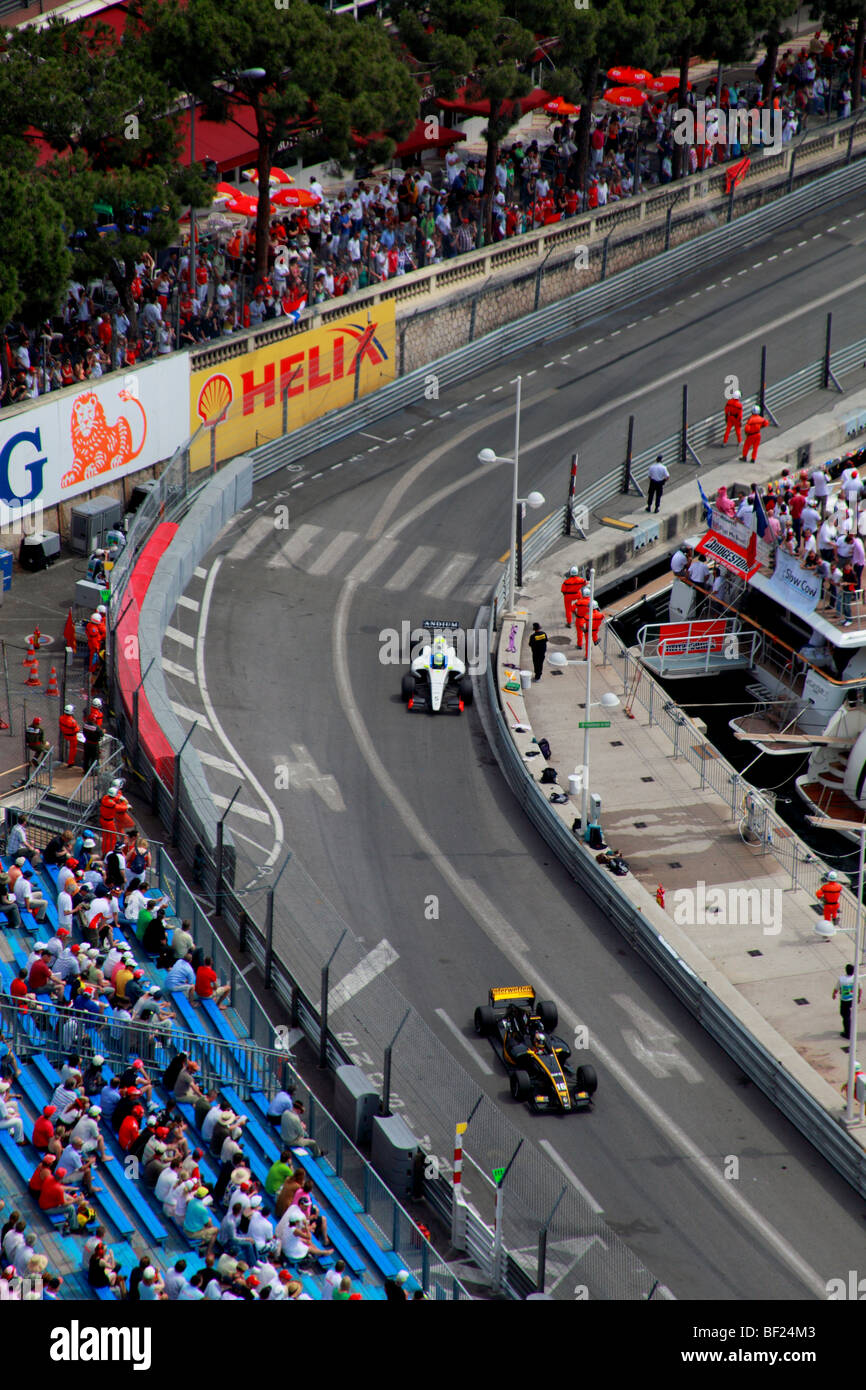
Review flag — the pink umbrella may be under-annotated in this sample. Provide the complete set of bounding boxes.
[607,66,652,86]
[603,86,648,108]
[647,74,691,92]
[271,187,322,209]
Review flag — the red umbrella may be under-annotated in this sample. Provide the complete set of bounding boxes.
[244,166,294,185]
[271,188,322,209]
[647,74,691,92]
[607,66,652,86]
[603,86,648,108]
[545,97,581,116]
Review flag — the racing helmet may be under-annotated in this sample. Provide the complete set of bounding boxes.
[533,1031,546,1049]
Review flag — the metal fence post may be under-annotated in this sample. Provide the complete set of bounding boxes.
[537,1184,567,1293]
[381,1009,409,1116]
[824,312,843,392]
[469,293,478,342]
[515,503,523,591]
[320,929,347,1069]
[264,889,274,987]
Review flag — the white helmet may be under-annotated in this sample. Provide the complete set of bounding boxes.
[592,600,600,609]
[732,389,741,399]
[92,698,102,708]
[568,566,580,577]
[826,870,838,882]
[91,613,100,623]
[581,587,591,597]
[97,605,106,615]
[64,704,73,714]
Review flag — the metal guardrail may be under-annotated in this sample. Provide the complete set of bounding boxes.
[247,155,866,483]
[486,543,866,1211]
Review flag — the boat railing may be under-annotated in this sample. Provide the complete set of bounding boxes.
[635,618,760,676]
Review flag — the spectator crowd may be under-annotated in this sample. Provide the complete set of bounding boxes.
[2,26,864,415]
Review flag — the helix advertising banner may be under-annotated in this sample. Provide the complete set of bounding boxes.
[0,357,190,511]
[188,302,396,470]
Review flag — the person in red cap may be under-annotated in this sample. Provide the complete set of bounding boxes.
[39,1165,81,1215]
[32,1105,58,1152]
[118,1105,144,1152]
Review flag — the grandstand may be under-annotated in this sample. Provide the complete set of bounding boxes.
[0,816,467,1301]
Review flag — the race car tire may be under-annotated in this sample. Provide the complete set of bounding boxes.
[458,675,473,706]
[474,1005,497,1036]
[576,1064,598,1096]
[401,674,416,703]
[537,1000,558,1032]
[510,1069,532,1102]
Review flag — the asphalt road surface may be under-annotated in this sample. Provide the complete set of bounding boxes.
[160,184,866,1300]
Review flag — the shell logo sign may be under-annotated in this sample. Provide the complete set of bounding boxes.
[189,301,395,470]
[196,373,233,426]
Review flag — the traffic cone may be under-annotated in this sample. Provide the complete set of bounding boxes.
[22,638,34,666]
[45,666,60,697]
[25,658,41,688]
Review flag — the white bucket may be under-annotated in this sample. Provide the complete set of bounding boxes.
[567,774,581,797]
[520,669,533,690]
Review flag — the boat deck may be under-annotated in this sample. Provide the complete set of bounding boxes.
[799,781,866,825]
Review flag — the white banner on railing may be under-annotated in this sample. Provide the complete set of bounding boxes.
[0,356,190,511]
[768,550,822,614]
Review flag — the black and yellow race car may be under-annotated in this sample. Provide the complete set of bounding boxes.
[474,986,597,1114]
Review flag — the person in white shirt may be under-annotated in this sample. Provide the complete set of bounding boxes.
[156,1158,182,1208]
[670,546,692,575]
[688,556,711,586]
[596,175,609,207]
[801,528,817,561]
[646,456,670,514]
[0,1083,24,1143]
[323,1259,346,1299]
[246,1196,274,1251]
[736,496,755,526]
[800,502,820,535]
[818,518,837,559]
[163,1260,189,1300]
[14,870,47,923]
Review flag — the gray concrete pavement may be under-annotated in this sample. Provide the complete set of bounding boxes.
[158,185,866,1300]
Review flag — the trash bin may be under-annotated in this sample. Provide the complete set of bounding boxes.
[568,774,582,797]
[520,669,532,691]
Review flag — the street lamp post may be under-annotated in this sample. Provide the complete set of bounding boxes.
[549,594,621,837]
[478,375,545,611]
[806,814,866,1126]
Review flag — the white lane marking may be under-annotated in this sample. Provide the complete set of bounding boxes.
[704,284,716,291]
[359,431,388,442]
[474,394,486,400]
[797,239,808,246]
[538,1139,604,1214]
[165,625,194,649]
[170,701,211,731]
[332,417,827,1300]
[811,233,822,240]
[424,552,476,598]
[194,567,207,580]
[544,360,555,367]
[267,522,321,569]
[434,1008,493,1075]
[331,461,343,469]
[491,385,503,392]
[274,744,345,812]
[841,218,851,225]
[211,794,271,824]
[766,255,778,262]
[162,658,196,684]
[348,537,399,585]
[198,558,283,867]
[613,994,702,1083]
[367,445,380,453]
[625,324,637,331]
[231,827,273,855]
[826,226,837,233]
[198,749,244,777]
[689,292,700,298]
[751,261,763,268]
[177,596,200,613]
[311,472,323,479]
[577,344,588,351]
[521,271,866,461]
[721,276,732,282]
[526,369,537,376]
[440,410,452,417]
[306,530,358,577]
[737,269,748,275]
[782,247,793,253]
[610,329,622,336]
[561,352,571,360]
[456,402,468,410]
[593,337,604,344]
[325,940,400,1012]
[403,430,415,437]
[383,545,438,591]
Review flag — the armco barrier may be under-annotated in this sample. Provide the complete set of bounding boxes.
[484,572,866,1208]
[247,155,866,483]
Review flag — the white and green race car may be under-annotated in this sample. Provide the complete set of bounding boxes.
[401,620,474,714]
